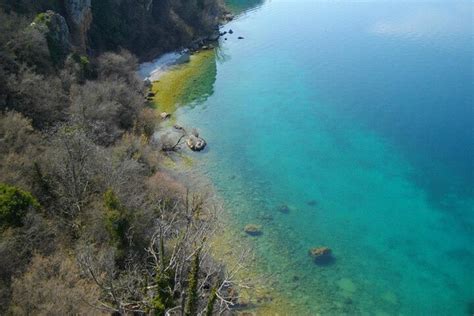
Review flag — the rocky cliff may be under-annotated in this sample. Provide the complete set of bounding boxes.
[0,0,224,59]
[64,0,92,51]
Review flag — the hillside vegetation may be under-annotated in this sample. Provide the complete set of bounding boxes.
[0,1,243,315]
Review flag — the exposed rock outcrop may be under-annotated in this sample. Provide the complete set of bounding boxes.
[187,135,207,151]
[64,0,92,51]
[160,112,171,120]
[32,11,71,64]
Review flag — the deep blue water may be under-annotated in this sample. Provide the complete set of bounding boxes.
[167,1,473,314]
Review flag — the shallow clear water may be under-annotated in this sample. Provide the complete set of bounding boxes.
[172,1,473,314]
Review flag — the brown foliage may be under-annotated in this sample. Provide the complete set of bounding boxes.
[6,67,68,128]
[70,78,144,145]
[147,171,187,204]
[0,111,43,189]
[9,251,103,315]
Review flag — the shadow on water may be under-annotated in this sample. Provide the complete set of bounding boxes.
[314,256,336,267]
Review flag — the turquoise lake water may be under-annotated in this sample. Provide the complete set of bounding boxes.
[174,1,473,314]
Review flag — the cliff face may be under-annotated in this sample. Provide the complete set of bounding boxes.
[88,0,224,59]
[31,10,72,64]
[64,0,92,51]
[0,0,224,59]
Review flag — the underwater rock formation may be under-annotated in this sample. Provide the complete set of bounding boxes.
[309,247,334,265]
[244,224,262,236]
[277,204,291,214]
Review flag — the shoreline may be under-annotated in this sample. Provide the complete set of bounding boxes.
[141,44,304,314]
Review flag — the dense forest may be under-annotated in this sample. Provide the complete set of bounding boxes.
[0,0,243,314]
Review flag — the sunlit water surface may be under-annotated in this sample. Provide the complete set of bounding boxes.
[158,1,473,314]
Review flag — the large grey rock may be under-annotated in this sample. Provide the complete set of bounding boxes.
[64,0,92,51]
[32,11,71,62]
[187,135,207,151]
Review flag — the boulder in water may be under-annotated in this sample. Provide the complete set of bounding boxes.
[160,112,171,120]
[186,135,207,151]
[277,204,291,214]
[309,246,334,265]
[244,224,262,236]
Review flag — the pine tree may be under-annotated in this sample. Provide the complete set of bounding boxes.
[184,248,200,316]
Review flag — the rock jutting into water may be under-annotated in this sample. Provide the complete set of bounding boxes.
[244,224,262,236]
[175,52,191,64]
[147,91,155,98]
[187,135,207,151]
[223,13,234,22]
[160,112,171,120]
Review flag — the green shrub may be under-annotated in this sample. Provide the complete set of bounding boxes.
[185,248,200,316]
[0,183,39,228]
[151,269,175,315]
[103,189,129,258]
[33,12,51,26]
[205,286,217,316]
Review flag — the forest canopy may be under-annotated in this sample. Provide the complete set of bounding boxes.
[0,1,245,315]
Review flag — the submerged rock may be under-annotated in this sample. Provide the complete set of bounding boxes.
[160,112,171,120]
[277,204,291,214]
[229,29,234,34]
[309,246,334,265]
[175,52,190,64]
[307,199,318,206]
[244,224,262,236]
[187,135,207,151]
[309,246,331,257]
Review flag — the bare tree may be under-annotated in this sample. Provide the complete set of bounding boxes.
[43,127,99,219]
